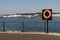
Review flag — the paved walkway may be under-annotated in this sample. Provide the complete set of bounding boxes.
[0,32,60,40]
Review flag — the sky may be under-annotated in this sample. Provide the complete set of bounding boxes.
[0,0,60,14]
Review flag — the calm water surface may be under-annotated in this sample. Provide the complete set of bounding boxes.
[0,18,60,33]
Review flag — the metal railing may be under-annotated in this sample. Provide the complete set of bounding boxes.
[0,21,60,33]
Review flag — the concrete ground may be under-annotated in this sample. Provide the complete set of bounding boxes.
[0,32,60,40]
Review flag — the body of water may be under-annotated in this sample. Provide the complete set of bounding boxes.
[0,18,60,33]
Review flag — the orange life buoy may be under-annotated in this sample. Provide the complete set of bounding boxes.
[43,10,51,19]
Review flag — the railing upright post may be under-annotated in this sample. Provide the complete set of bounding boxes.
[44,21,46,32]
[22,22,24,32]
[3,22,6,32]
